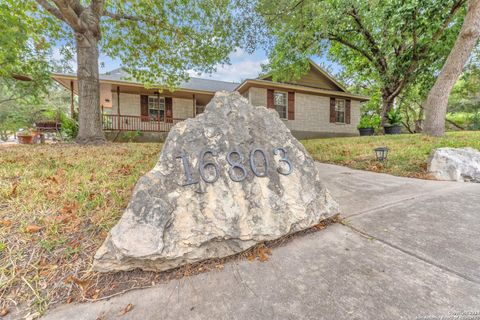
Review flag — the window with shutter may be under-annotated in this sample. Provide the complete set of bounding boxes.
[335,99,346,123]
[147,96,165,121]
[273,91,288,119]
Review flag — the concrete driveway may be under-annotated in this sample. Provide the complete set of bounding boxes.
[42,164,480,320]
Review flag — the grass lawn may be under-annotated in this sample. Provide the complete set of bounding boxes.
[1,131,479,316]
[303,131,480,178]
[0,143,161,316]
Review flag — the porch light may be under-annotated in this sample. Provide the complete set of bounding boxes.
[374,147,389,163]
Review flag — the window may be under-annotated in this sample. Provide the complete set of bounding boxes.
[335,99,345,123]
[274,91,287,119]
[148,96,165,121]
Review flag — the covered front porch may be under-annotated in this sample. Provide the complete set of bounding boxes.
[102,114,185,132]
[54,75,215,133]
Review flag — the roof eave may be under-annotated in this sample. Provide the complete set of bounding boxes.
[256,59,348,93]
[51,73,221,95]
[235,79,369,101]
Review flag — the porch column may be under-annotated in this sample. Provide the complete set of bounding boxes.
[117,86,121,130]
[192,94,196,117]
[70,80,74,118]
[156,91,160,132]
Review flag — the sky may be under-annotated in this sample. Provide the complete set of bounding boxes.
[93,48,341,84]
[55,45,341,84]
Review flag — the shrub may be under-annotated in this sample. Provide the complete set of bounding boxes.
[357,114,381,129]
[59,112,78,140]
[469,112,480,130]
[386,109,403,126]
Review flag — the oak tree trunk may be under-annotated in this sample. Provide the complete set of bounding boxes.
[423,0,480,137]
[380,92,394,127]
[75,31,105,144]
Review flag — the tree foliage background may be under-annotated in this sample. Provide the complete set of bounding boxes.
[256,0,468,125]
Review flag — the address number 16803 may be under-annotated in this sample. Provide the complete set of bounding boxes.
[175,147,293,186]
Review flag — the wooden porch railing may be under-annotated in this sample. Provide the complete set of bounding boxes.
[102,114,186,132]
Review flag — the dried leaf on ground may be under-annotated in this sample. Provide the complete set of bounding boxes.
[119,303,134,316]
[0,220,12,227]
[118,164,133,175]
[0,307,9,316]
[46,175,60,184]
[65,275,90,292]
[60,203,79,215]
[245,245,272,262]
[10,183,18,198]
[258,246,272,262]
[25,225,43,233]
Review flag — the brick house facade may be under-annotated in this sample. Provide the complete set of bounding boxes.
[53,59,368,139]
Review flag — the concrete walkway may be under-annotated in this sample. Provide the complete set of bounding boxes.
[43,164,480,320]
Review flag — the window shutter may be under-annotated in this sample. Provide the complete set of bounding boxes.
[267,89,274,109]
[165,97,173,123]
[345,99,351,124]
[140,95,149,122]
[330,97,336,123]
[288,92,295,120]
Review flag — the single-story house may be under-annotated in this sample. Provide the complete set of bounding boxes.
[52,59,368,139]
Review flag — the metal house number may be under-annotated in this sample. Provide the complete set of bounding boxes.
[176,147,293,186]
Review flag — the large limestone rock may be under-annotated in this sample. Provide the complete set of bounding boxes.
[94,91,339,272]
[428,147,480,183]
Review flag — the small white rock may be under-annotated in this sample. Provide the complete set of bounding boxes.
[428,147,480,182]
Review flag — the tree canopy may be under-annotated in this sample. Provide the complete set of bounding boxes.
[32,0,251,88]
[257,0,467,125]
[0,1,56,104]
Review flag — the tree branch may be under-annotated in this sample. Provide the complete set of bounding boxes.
[35,0,65,22]
[103,10,197,44]
[446,118,466,130]
[389,0,466,102]
[91,0,105,17]
[263,0,305,24]
[388,79,408,100]
[401,121,415,133]
[103,11,171,31]
[103,11,144,22]
[50,0,82,31]
[430,0,467,44]
[411,7,418,59]
[348,7,388,73]
[0,94,20,105]
[328,35,375,64]
[66,0,84,16]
